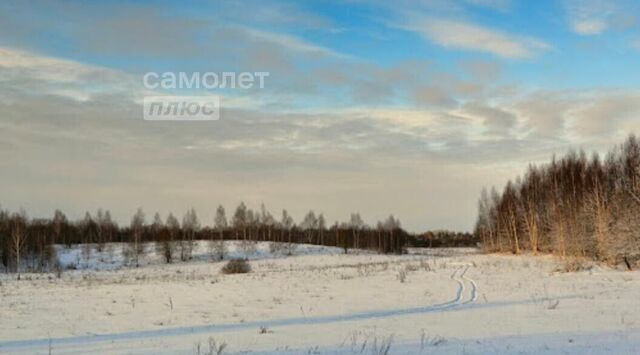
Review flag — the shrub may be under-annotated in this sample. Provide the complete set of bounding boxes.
[396,269,407,283]
[558,257,593,273]
[221,259,251,274]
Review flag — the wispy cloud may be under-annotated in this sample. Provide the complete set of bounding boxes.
[464,0,512,12]
[569,92,640,139]
[1,1,638,231]
[239,27,345,57]
[565,0,615,35]
[0,47,139,101]
[572,20,608,35]
[0,47,97,83]
[564,0,638,36]
[406,17,550,59]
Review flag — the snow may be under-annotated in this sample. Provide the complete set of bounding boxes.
[53,241,347,271]
[0,243,638,354]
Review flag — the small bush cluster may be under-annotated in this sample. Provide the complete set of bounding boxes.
[221,259,251,274]
[558,258,594,273]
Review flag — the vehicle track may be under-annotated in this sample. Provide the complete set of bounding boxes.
[0,265,478,353]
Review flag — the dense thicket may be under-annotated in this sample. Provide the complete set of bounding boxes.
[0,204,408,273]
[409,231,478,248]
[475,134,640,268]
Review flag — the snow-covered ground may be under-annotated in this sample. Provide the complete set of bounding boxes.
[0,242,638,354]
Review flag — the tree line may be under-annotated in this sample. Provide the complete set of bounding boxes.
[410,231,478,248]
[0,203,407,274]
[475,134,640,268]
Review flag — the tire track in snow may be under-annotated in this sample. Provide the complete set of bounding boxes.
[0,266,478,352]
[460,266,478,304]
[450,267,465,304]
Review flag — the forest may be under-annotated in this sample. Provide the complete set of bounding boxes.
[0,204,411,273]
[475,134,640,268]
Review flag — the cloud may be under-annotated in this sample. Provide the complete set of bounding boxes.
[412,86,459,108]
[0,0,341,65]
[0,78,478,231]
[565,0,612,35]
[0,0,637,232]
[569,93,640,139]
[0,47,139,102]
[460,102,517,137]
[0,47,552,232]
[0,47,479,230]
[212,0,334,30]
[0,47,99,82]
[464,0,512,12]
[239,27,344,57]
[564,0,638,35]
[511,90,640,145]
[407,18,550,59]
[457,59,503,82]
[512,92,577,139]
[572,20,608,35]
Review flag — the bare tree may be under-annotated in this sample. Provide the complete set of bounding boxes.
[339,221,350,254]
[376,220,384,253]
[151,212,169,263]
[317,213,326,245]
[80,212,94,264]
[475,134,640,268]
[349,213,364,249]
[101,210,116,260]
[103,210,115,244]
[212,205,228,260]
[281,209,295,254]
[246,208,258,241]
[383,214,401,254]
[52,209,68,247]
[519,166,542,254]
[501,181,521,254]
[621,134,640,205]
[161,212,179,263]
[0,208,9,270]
[180,208,199,261]
[128,208,145,267]
[10,210,28,278]
[95,209,105,251]
[261,204,275,242]
[475,188,496,252]
[233,202,248,241]
[584,154,612,261]
[240,207,258,256]
[301,210,317,244]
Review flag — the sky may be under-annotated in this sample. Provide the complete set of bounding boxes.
[0,0,639,232]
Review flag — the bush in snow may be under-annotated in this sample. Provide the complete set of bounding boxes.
[221,259,251,274]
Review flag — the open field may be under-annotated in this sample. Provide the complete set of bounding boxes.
[0,243,639,354]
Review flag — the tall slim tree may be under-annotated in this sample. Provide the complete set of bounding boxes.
[0,208,9,269]
[52,209,68,247]
[233,202,248,241]
[129,208,145,267]
[163,212,179,263]
[181,208,199,261]
[214,205,227,241]
[281,209,294,246]
[10,210,28,278]
[317,213,326,245]
[212,205,228,260]
[301,210,317,244]
[349,213,364,249]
